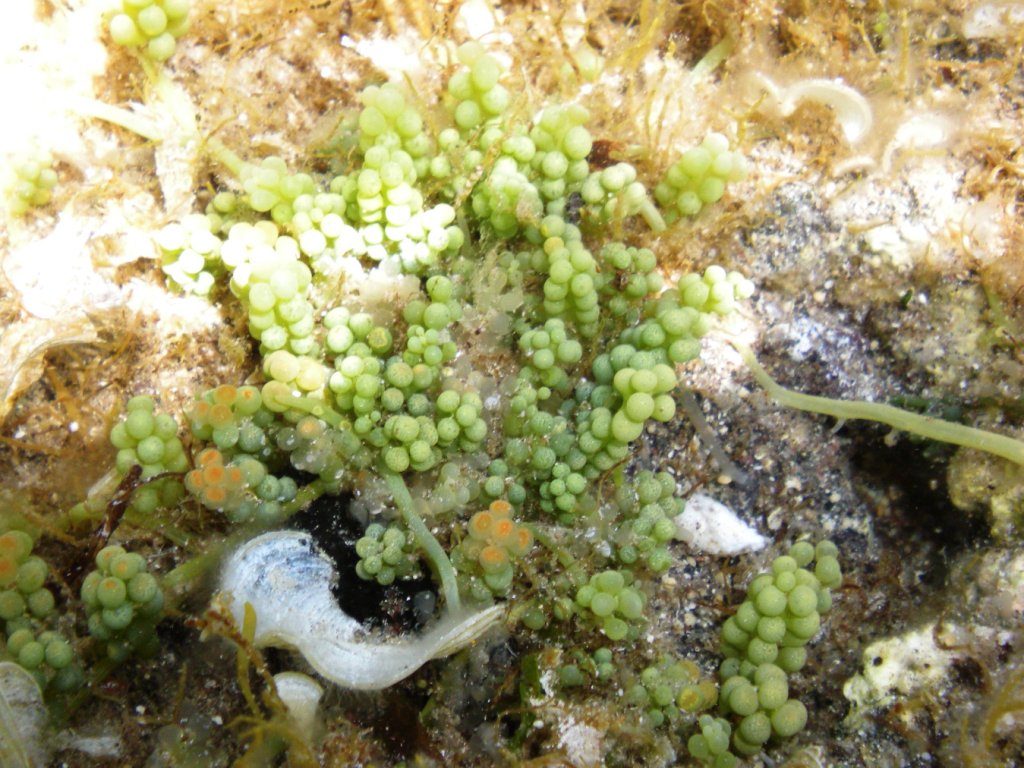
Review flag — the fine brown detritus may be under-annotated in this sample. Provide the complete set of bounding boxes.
[98,464,143,548]
[588,139,626,169]
[65,465,144,592]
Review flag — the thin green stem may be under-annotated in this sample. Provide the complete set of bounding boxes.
[122,507,192,547]
[734,342,1024,466]
[691,35,735,80]
[206,136,248,179]
[71,97,161,141]
[383,471,461,613]
[526,523,576,571]
[162,539,228,598]
[281,479,327,517]
[263,384,344,428]
[637,198,667,233]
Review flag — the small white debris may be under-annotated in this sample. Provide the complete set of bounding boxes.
[556,715,603,768]
[753,74,873,145]
[57,733,123,758]
[673,494,768,555]
[963,2,1024,39]
[843,622,956,723]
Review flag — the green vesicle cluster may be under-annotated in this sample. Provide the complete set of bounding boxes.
[229,233,317,356]
[0,531,84,693]
[355,522,420,585]
[107,0,191,62]
[110,395,188,514]
[188,384,273,460]
[239,157,316,223]
[156,213,222,295]
[574,569,646,641]
[81,545,165,663]
[687,715,739,768]
[654,132,747,221]
[6,627,83,693]
[517,317,583,395]
[623,656,718,727]
[107,27,769,763]
[274,417,360,494]
[3,145,58,217]
[452,500,533,598]
[557,646,616,687]
[184,446,298,524]
[580,162,665,231]
[706,541,842,760]
[611,470,682,573]
[447,43,511,134]
[0,531,55,625]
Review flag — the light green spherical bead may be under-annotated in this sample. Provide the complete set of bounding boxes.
[532,348,555,370]
[18,641,45,670]
[45,638,74,670]
[109,14,143,46]
[595,570,625,594]
[562,126,592,161]
[127,572,159,604]
[384,446,410,473]
[770,698,807,738]
[624,393,654,422]
[16,558,48,594]
[617,588,645,620]
[125,409,155,441]
[603,616,628,641]
[757,677,789,711]
[611,411,643,443]
[137,4,168,36]
[817,588,833,614]
[590,592,616,618]
[721,616,749,649]
[146,32,176,62]
[0,591,25,621]
[774,570,797,592]
[787,584,818,617]
[6,629,33,656]
[726,679,758,717]
[734,601,760,633]
[756,615,786,644]
[815,555,842,589]
[135,435,166,465]
[745,637,778,665]
[738,711,771,746]
[754,584,786,617]
[408,440,432,465]
[787,611,821,640]
[788,540,815,566]
[101,606,135,634]
[776,646,807,673]
[27,589,55,618]
[815,540,839,559]
[97,577,127,609]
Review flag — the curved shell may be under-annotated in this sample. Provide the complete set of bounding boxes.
[218,530,504,690]
[0,661,48,767]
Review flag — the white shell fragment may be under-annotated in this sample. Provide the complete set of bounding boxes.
[218,531,504,690]
[0,661,49,768]
[273,672,324,744]
[754,74,873,145]
[672,493,768,556]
